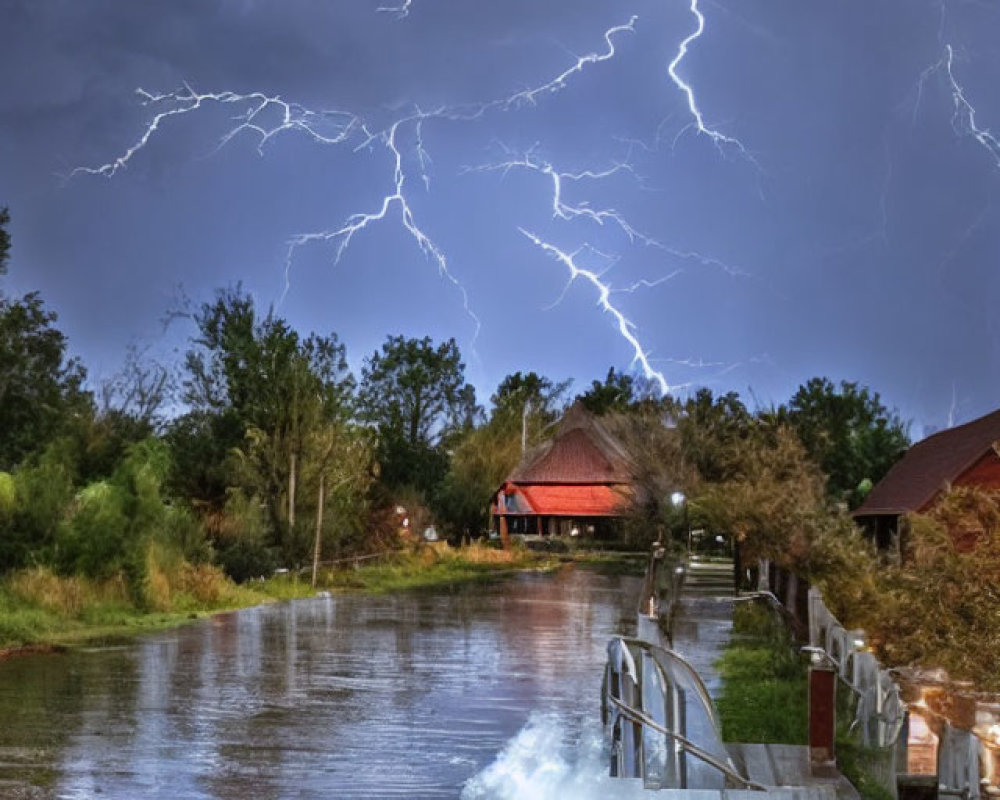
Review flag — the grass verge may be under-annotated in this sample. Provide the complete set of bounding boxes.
[715,599,895,800]
[0,542,577,655]
[715,599,808,745]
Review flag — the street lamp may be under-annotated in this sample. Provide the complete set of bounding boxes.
[670,491,691,553]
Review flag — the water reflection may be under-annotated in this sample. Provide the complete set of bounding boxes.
[0,566,639,799]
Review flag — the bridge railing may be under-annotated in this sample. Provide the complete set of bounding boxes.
[603,636,765,791]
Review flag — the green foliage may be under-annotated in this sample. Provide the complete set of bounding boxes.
[783,377,910,507]
[0,442,76,573]
[716,601,808,744]
[0,206,9,275]
[358,335,476,493]
[54,439,209,606]
[694,425,829,566]
[0,291,90,470]
[576,367,658,415]
[214,488,276,582]
[867,486,1000,689]
[0,472,16,515]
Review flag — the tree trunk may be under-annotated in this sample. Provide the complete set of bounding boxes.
[288,450,297,535]
[312,472,325,589]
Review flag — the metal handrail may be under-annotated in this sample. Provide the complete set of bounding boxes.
[606,695,767,791]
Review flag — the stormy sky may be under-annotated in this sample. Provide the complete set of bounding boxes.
[1,0,998,434]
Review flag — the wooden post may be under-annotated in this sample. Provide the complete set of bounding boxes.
[288,451,297,533]
[809,661,837,775]
[311,471,325,589]
[499,514,510,550]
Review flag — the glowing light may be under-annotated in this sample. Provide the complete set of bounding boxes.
[519,229,669,395]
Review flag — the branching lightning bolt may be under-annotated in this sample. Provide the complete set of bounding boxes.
[72,13,750,394]
[941,45,1000,168]
[519,229,670,395]
[667,0,755,164]
[467,146,749,277]
[914,45,1000,168]
[505,16,637,107]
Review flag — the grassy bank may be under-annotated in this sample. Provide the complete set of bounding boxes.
[263,542,561,598]
[715,599,893,800]
[715,600,808,746]
[0,542,591,654]
[0,564,269,653]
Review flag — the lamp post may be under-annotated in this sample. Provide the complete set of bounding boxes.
[670,491,690,553]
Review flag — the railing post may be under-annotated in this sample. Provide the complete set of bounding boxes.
[809,653,838,776]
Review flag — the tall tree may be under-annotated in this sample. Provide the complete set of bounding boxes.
[357,335,475,494]
[0,292,89,470]
[577,367,637,415]
[783,377,910,507]
[179,286,355,559]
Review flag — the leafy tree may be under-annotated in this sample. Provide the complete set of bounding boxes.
[675,389,754,483]
[869,486,1000,689]
[783,377,910,507]
[0,206,10,274]
[577,367,641,415]
[357,335,475,494]
[0,292,90,470]
[0,441,76,573]
[179,286,356,563]
[492,371,569,422]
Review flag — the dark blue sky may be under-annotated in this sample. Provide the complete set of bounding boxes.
[2,0,998,434]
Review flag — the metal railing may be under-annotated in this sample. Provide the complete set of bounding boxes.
[603,636,764,791]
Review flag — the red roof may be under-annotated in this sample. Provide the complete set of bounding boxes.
[517,484,629,516]
[510,403,632,484]
[854,408,1000,516]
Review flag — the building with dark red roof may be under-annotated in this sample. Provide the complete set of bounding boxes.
[853,408,1000,549]
[492,402,634,540]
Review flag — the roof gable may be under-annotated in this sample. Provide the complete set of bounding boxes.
[854,408,1000,516]
[509,402,632,485]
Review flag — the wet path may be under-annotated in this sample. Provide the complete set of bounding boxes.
[670,558,736,700]
[0,567,640,800]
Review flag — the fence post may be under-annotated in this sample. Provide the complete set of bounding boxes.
[809,653,838,776]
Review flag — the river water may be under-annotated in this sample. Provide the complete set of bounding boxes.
[0,566,649,800]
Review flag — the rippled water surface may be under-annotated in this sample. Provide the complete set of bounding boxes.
[0,567,641,799]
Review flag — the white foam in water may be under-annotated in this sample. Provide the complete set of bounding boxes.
[462,713,648,800]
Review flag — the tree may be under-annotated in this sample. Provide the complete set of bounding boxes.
[0,292,90,470]
[179,286,356,561]
[432,372,568,542]
[577,367,645,415]
[0,207,10,275]
[675,389,754,484]
[784,377,910,507]
[357,335,475,494]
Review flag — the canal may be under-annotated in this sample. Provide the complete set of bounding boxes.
[0,565,648,799]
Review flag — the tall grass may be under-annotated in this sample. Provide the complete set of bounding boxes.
[0,552,268,651]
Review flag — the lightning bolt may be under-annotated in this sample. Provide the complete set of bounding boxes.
[667,0,755,163]
[519,229,670,395]
[73,13,718,392]
[377,0,412,19]
[914,45,1000,168]
[467,145,749,277]
[505,16,637,107]
[942,45,1000,168]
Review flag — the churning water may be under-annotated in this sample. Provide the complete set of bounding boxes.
[0,566,646,799]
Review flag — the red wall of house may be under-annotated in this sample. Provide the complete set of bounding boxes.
[954,450,1000,491]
